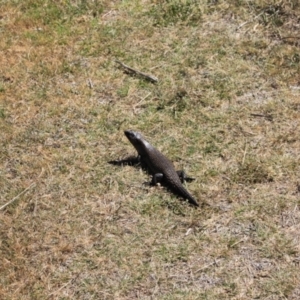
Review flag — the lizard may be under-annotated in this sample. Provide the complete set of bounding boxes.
[124,130,199,207]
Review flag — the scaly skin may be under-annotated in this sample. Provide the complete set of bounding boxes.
[124,130,199,207]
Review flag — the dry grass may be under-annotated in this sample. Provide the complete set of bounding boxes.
[1,0,300,299]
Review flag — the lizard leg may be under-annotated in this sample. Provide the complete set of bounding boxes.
[151,173,164,185]
[177,170,195,183]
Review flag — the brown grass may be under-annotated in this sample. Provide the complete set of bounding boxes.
[1,0,300,299]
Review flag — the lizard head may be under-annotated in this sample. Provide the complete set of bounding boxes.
[124,130,146,151]
[124,130,142,141]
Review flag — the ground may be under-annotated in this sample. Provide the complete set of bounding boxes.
[0,0,300,299]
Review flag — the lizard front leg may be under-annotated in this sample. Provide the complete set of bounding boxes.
[176,170,195,183]
[151,173,164,185]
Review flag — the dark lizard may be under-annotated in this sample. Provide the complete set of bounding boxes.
[124,130,199,207]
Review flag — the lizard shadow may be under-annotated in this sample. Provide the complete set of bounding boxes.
[108,155,141,168]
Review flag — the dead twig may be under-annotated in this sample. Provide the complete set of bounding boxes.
[280,36,300,41]
[237,11,264,30]
[47,273,80,299]
[0,182,36,211]
[87,78,93,89]
[250,113,273,121]
[115,60,158,83]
